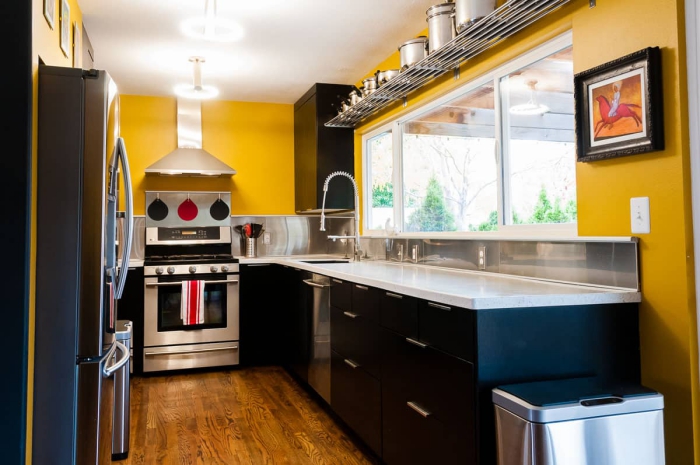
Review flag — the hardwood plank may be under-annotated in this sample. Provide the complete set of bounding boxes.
[115,367,375,465]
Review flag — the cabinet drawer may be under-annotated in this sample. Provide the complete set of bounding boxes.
[419,300,475,362]
[351,283,379,322]
[331,351,382,456]
[330,278,351,311]
[380,328,475,433]
[380,291,418,339]
[331,306,381,379]
[382,389,473,465]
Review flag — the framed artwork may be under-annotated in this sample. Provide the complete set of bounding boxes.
[44,0,55,29]
[72,21,81,68]
[574,47,664,162]
[60,0,70,57]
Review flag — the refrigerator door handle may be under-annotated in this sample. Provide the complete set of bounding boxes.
[113,137,134,299]
[103,341,129,378]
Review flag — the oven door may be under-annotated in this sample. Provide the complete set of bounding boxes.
[144,273,239,347]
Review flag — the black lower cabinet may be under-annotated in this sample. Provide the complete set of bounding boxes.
[117,266,144,375]
[330,351,382,456]
[288,268,312,382]
[239,264,284,366]
[381,328,475,465]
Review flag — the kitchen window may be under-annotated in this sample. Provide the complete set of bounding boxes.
[362,32,576,236]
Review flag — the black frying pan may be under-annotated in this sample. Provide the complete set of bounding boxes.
[210,197,230,221]
[147,195,168,221]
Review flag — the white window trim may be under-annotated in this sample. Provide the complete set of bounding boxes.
[362,31,575,238]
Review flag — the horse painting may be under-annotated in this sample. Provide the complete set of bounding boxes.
[594,95,643,138]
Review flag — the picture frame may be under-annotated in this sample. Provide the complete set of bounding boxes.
[44,0,55,30]
[72,21,81,68]
[574,47,664,162]
[60,0,70,58]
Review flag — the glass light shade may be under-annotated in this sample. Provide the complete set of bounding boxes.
[173,84,219,100]
[181,17,244,42]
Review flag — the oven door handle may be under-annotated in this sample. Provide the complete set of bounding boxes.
[146,279,239,287]
[145,345,238,356]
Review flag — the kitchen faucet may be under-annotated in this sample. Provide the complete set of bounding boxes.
[320,171,362,262]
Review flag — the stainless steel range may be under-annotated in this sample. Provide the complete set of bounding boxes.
[143,191,239,372]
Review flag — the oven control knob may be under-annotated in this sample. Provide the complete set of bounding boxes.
[189,265,197,274]
[155,267,164,275]
[221,265,230,272]
[210,266,218,273]
[167,266,175,275]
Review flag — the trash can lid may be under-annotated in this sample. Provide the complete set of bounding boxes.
[492,377,663,423]
[115,320,132,340]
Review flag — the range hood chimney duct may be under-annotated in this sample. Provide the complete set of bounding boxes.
[145,98,236,177]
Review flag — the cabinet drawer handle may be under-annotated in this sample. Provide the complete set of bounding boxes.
[247,263,271,267]
[344,359,360,369]
[407,401,431,418]
[386,292,403,299]
[405,338,428,349]
[428,302,451,311]
[332,279,343,284]
[343,311,360,319]
[355,284,368,290]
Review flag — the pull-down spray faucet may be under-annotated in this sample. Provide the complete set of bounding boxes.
[320,171,361,261]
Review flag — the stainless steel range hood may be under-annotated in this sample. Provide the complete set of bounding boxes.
[145,98,236,177]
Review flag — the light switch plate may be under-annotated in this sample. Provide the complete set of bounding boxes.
[630,197,650,234]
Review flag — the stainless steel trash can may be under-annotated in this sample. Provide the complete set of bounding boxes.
[492,377,665,465]
[112,320,132,461]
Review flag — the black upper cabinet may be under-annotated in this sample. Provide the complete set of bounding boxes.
[294,83,355,213]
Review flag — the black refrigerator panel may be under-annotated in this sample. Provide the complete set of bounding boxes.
[35,66,85,465]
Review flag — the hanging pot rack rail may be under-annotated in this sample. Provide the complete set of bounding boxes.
[325,0,573,128]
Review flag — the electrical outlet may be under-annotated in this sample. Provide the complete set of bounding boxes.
[478,246,486,270]
[630,197,650,234]
[263,232,271,245]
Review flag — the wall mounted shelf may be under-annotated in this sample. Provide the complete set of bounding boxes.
[325,0,573,128]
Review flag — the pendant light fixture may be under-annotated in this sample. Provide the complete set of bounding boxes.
[174,57,219,100]
[181,0,244,43]
[509,80,550,116]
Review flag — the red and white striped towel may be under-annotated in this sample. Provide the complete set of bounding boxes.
[181,280,205,325]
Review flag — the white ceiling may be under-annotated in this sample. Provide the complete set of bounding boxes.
[78,0,438,104]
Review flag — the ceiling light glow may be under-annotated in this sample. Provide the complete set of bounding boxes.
[509,79,549,116]
[181,17,244,43]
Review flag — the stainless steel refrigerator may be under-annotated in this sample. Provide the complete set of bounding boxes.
[34,65,134,465]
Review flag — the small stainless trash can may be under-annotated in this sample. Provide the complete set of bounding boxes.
[492,377,665,465]
[112,320,132,461]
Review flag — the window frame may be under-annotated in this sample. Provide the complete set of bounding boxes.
[362,31,576,237]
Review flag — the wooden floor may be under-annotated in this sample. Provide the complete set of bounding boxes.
[115,366,376,465]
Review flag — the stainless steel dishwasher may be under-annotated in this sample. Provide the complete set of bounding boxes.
[304,274,331,404]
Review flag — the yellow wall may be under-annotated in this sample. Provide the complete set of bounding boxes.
[29,0,83,461]
[354,0,698,463]
[119,96,295,216]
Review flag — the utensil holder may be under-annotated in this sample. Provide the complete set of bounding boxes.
[245,237,257,258]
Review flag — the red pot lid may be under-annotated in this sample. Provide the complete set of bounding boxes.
[177,198,198,221]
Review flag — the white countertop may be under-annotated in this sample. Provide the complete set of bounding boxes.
[236,256,641,310]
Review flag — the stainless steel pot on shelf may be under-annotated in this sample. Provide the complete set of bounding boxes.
[376,69,401,86]
[399,36,429,70]
[349,88,363,106]
[454,0,496,33]
[362,76,378,94]
[426,2,456,53]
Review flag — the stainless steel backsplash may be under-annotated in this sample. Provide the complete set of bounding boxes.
[230,215,356,257]
[370,236,639,290]
[127,214,638,290]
